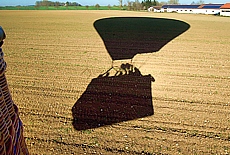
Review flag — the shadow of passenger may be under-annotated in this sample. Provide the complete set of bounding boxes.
[72,64,155,130]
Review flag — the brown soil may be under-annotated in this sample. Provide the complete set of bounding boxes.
[0,10,229,154]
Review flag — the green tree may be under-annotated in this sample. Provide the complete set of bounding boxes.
[135,0,142,10]
[141,0,157,9]
[35,1,40,7]
[95,4,100,10]
[34,5,39,9]
[196,0,204,4]
[108,4,111,10]
[191,0,204,4]
[16,5,21,10]
[126,0,143,11]
[65,1,69,9]
[72,2,77,9]
[168,0,179,4]
[55,1,60,9]
[191,1,196,4]
[127,0,132,10]
[146,0,152,8]
[119,0,123,9]
[159,1,167,5]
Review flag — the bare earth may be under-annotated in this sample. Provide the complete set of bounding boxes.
[0,10,229,154]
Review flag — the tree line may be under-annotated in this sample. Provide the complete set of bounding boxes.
[120,0,204,11]
[35,0,162,11]
[122,0,179,11]
[34,0,204,11]
[35,1,81,7]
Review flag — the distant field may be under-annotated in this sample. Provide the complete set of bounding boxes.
[0,10,229,154]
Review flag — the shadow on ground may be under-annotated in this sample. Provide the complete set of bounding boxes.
[72,17,190,130]
[72,64,155,130]
[93,17,190,60]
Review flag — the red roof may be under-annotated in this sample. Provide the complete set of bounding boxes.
[220,3,230,9]
[198,4,205,8]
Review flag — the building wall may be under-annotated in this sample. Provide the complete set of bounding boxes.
[203,9,220,14]
[154,9,163,12]
[220,9,230,16]
[160,8,220,15]
[148,7,163,12]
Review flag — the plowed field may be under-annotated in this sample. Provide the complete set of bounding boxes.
[0,10,229,154]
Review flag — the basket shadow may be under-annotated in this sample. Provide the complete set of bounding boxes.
[93,17,190,61]
[72,64,155,130]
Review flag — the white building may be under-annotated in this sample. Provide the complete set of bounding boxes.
[220,3,230,16]
[148,6,163,12]
[161,5,200,13]
[198,4,223,15]
[160,4,224,15]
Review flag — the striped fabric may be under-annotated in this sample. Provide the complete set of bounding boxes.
[0,47,29,155]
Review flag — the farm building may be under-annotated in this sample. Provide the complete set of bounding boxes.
[161,5,200,13]
[198,4,224,14]
[154,3,225,15]
[220,3,230,16]
[148,6,162,12]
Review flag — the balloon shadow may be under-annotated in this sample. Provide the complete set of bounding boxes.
[72,64,155,130]
[93,17,190,61]
[72,17,190,130]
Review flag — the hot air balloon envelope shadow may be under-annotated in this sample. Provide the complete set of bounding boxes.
[94,17,190,60]
[72,65,155,130]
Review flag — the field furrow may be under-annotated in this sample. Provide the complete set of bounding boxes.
[0,10,229,154]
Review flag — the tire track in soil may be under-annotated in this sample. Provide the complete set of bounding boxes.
[21,107,230,143]
[25,136,160,155]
